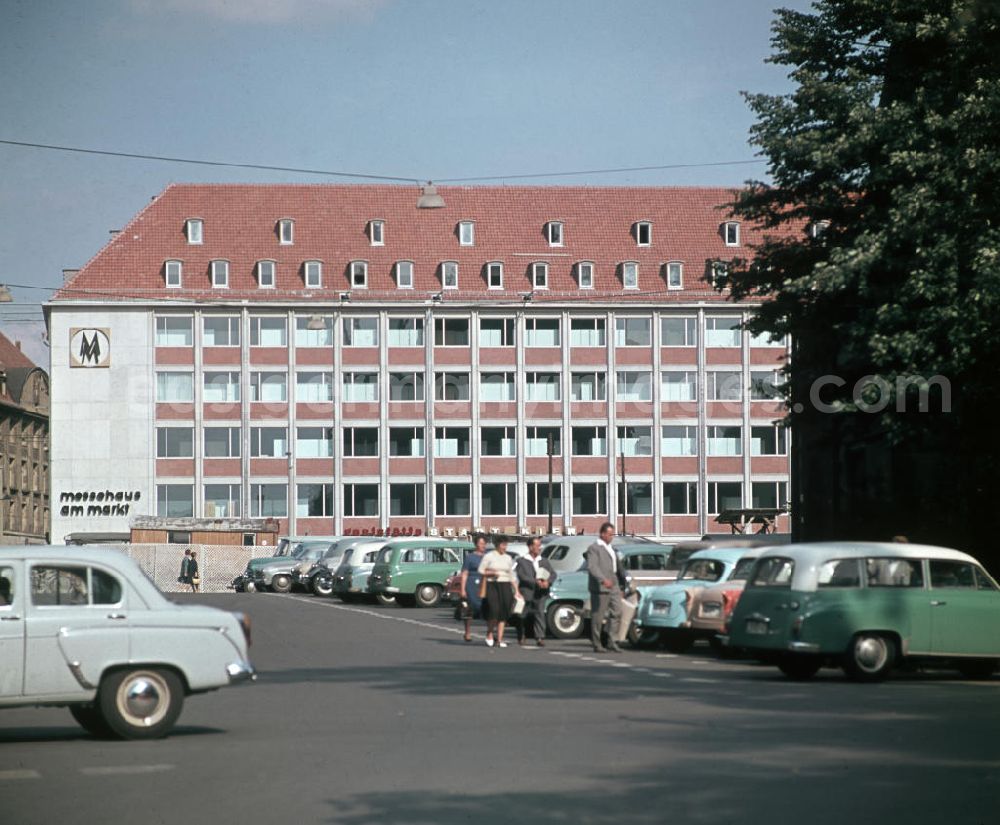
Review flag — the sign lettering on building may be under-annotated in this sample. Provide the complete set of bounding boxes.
[69,328,111,368]
[59,489,140,518]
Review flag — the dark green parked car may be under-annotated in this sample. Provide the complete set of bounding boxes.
[367,539,473,608]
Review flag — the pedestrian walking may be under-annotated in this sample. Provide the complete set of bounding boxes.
[515,536,558,646]
[587,522,622,653]
[459,535,489,643]
[188,550,201,593]
[477,537,521,649]
[178,548,191,587]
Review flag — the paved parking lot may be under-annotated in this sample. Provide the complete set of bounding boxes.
[2,592,998,825]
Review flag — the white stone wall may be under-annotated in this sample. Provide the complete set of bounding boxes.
[49,307,153,541]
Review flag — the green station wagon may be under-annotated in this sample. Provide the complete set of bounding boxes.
[728,542,1000,681]
[367,539,473,608]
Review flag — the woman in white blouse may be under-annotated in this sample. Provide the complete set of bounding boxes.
[477,538,522,648]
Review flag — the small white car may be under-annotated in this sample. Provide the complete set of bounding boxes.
[0,546,255,739]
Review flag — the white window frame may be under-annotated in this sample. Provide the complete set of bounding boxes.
[211,259,229,289]
[441,260,458,290]
[249,315,288,347]
[342,372,379,403]
[350,260,368,289]
[185,218,203,245]
[304,260,322,288]
[621,261,639,290]
[486,261,503,290]
[343,317,379,348]
[250,371,288,403]
[524,317,561,348]
[387,317,424,348]
[723,221,740,246]
[531,261,549,290]
[569,317,605,347]
[524,371,561,402]
[395,260,414,289]
[614,317,652,348]
[165,260,183,288]
[570,371,607,402]
[546,221,564,247]
[203,315,240,347]
[278,219,294,245]
[369,219,385,246]
[616,370,653,402]
[479,317,515,347]
[257,260,276,289]
[155,315,193,347]
[576,261,594,289]
[635,221,652,247]
[665,261,683,290]
[458,221,475,246]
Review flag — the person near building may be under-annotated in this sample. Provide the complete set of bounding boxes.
[477,537,521,649]
[459,534,489,643]
[178,548,191,587]
[515,536,558,646]
[587,522,622,653]
[187,550,200,593]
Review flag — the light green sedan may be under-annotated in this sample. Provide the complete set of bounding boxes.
[728,542,1000,681]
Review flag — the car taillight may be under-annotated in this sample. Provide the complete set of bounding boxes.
[236,612,252,647]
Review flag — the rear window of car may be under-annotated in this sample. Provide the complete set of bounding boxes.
[818,559,863,588]
[750,557,794,588]
[866,557,923,588]
[30,566,122,606]
[679,559,725,582]
[376,546,393,564]
[729,557,757,582]
[543,545,569,561]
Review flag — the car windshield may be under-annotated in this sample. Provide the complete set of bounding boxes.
[679,559,725,582]
[750,557,794,588]
[376,546,393,564]
[729,558,757,582]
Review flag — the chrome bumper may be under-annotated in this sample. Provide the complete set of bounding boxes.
[226,661,257,684]
[788,641,821,653]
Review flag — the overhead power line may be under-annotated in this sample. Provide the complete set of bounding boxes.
[0,138,765,184]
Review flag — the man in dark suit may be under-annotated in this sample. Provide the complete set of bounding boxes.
[587,521,622,652]
[515,536,558,646]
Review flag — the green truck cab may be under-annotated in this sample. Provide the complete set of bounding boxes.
[728,541,1000,681]
[367,539,473,608]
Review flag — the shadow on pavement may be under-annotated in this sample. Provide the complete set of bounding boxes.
[0,724,226,744]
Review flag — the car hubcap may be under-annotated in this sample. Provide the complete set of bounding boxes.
[855,636,888,672]
[555,607,579,632]
[116,671,169,727]
[418,586,437,604]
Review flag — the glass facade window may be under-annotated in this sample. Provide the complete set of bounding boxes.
[662,371,697,402]
[527,482,562,516]
[295,315,333,346]
[436,483,471,516]
[662,425,697,456]
[570,318,605,347]
[344,484,379,517]
[156,372,193,403]
[525,372,560,402]
[661,316,697,347]
[297,483,334,517]
[296,372,334,402]
[616,371,652,402]
[705,316,742,347]
[480,317,515,347]
[251,483,288,517]
[750,370,783,401]
[751,481,788,509]
[156,427,193,458]
[389,372,424,402]
[480,372,515,402]
[205,483,241,518]
[434,372,470,401]
[663,481,697,515]
[343,372,378,403]
[344,317,379,347]
[434,427,470,457]
[434,317,470,347]
[707,425,742,456]
[388,317,424,347]
[615,317,651,347]
[481,427,516,457]
[205,427,240,458]
[481,482,516,516]
[389,427,425,457]
[525,426,561,456]
[573,482,607,516]
[618,482,653,515]
[616,425,653,456]
[751,425,788,456]
[155,316,192,347]
[707,371,743,402]
[203,371,240,403]
[250,316,287,347]
[525,318,560,347]
[571,372,606,402]
[343,427,379,457]
[203,316,240,347]
[250,427,287,458]
[156,484,193,517]
[296,426,333,458]
[571,426,607,456]
[390,483,425,516]
[708,481,743,514]
[250,371,287,403]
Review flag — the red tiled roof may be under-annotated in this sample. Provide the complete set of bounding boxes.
[54,184,786,304]
[0,330,38,369]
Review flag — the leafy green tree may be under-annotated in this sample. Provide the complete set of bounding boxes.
[724,0,1000,556]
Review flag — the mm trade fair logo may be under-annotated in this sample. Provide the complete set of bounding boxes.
[69,328,111,368]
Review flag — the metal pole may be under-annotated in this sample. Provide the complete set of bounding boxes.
[620,444,627,536]
[547,432,554,535]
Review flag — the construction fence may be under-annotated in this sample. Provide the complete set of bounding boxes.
[103,543,279,594]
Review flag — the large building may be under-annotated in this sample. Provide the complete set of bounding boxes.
[47,184,790,542]
[0,332,50,543]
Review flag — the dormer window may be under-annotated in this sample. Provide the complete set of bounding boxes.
[577,261,594,290]
[257,260,276,288]
[185,219,203,244]
[369,220,385,246]
[211,260,229,288]
[665,261,683,290]
[711,261,729,289]
[546,221,564,247]
[723,221,740,246]
[304,260,322,288]
[165,260,183,288]
[621,261,639,290]
[278,219,294,245]
[808,220,830,239]
[350,260,368,289]
[531,262,549,290]
[395,260,414,289]
[486,262,503,290]
[458,221,475,246]
[634,221,652,246]
[441,261,459,290]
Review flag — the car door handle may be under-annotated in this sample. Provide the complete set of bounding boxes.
[0,614,21,621]
[106,613,127,620]
[930,600,947,607]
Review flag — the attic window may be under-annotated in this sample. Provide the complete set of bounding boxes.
[350,260,368,289]
[635,221,652,246]
[369,220,385,246]
[577,261,594,290]
[531,262,549,290]
[304,260,322,288]
[809,220,830,239]
[723,221,740,246]
[278,219,294,245]
[211,260,229,288]
[185,219,203,244]
[396,260,414,289]
[441,261,459,290]
[486,262,503,290]
[165,260,183,288]
[621,261,639,290]
[458,221,475,246]
[257,260,276,288]
[546,221,564,247]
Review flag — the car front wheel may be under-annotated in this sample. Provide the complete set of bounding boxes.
[415,584,443,608]
[843,632,896,682]
[312,576,334,597]
[98,668,184,740]
[547,602,585,639]
[270,574,293,594]
[70,704,113,738]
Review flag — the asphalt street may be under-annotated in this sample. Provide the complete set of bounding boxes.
[2,592,998,825]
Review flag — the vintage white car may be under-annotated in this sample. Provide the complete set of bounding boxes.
[0,546,255,739]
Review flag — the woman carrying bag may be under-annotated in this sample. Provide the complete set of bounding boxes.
[476,538,521,649]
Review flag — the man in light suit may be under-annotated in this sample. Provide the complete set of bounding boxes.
[587,521,622,653]
[515,536,558,646]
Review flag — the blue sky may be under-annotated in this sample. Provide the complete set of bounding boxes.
[0,0,810,366]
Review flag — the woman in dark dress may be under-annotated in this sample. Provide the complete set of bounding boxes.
[187,551,200,593]
[459,535,488,643]
[477,538,521,649]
